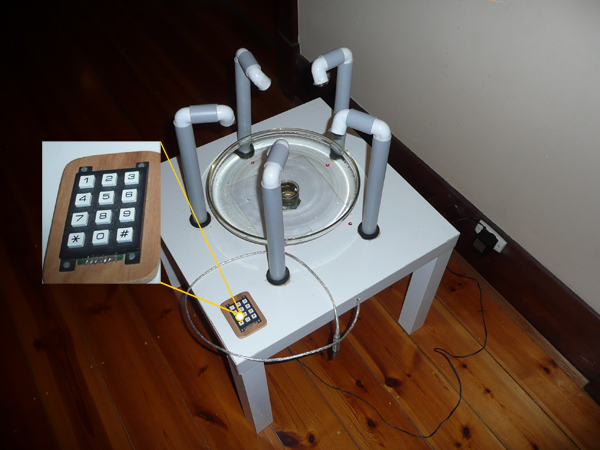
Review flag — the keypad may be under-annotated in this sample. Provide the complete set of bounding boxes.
[58,162,149,271]
[224,295,263,333]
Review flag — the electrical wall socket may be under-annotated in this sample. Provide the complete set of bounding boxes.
[475,220,507,253]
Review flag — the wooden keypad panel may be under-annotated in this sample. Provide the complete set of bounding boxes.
[43,151,160,283]
[221,291,267,338]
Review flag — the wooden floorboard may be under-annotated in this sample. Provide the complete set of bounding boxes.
[127,287,284,449]
[0,293,60,450]
[0,250,132,449]
[439,256,600,450]
[400,299,576,449]
[3,0,600,448]
[68,285,211,449]
[266,349,360,450]
[288,316,431,449]
[348,299,505,449]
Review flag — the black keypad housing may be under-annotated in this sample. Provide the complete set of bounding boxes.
[58,162,149,271]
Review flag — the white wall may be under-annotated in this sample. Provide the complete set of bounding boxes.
[299,0,600,314]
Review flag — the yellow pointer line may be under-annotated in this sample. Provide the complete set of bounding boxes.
[160,141,240,314]
[160,282,236,315]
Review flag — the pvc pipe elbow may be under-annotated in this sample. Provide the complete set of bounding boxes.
[246,65,271,91]
[330,109,350,136]
[236,47,249,59]
[311,56,329,86]
[262,162,283,189]
[236,48,271,90]
[216,105,235,127]
[339,47,354,64]
[371,118,392,142]
[312,47,353,86]
[173,107,191,127]
[262,139,290,189]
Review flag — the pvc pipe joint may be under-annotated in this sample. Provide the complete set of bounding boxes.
[311,47,353,86]
[236,48,271,91]
[216,105,236,127]
[370,118,392,142]
[330,109,351,136]
[174,107,192,128]
[174,104,235,128]
[262,139,290,189]
[331,109,391,142]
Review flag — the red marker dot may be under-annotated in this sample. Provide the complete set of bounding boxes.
[326,163,330,167]
[348,222,353,226]
[251,161,255,164]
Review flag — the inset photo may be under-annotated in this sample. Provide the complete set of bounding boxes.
[42,142,161,283]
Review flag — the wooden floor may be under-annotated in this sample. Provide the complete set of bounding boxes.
[3,0,600,448]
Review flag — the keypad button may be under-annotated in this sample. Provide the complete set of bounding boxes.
[245,317,251,323]
[78,175,95,189]
[95,210,112,225]
[74,193,92,207]
[102,173,118,187]
[124,171,140,185]
[71,212,89,227]
[92,230,110,245]
[238,321,244,326]
[251,313,257,319]
[122,189,137,203]
[67,232,85,248]
[98,191,115,205]
[116,227,134,243]
[119,207,135,223]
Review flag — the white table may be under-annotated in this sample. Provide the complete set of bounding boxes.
[160,99,459,432]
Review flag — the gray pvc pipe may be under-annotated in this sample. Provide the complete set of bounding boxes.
[333,61,352,114]
[361,137,390,236]
[189,104,218,123]
[174,104,235,227]
[235,49,271,157]
[235,59,252,155]
[261,139,290,284]
[332,59,352,150]
[312,48,353,152]
[175,123,209,225]
[321,48,347,68]
[331,109,391,238]
[345,109,376,134]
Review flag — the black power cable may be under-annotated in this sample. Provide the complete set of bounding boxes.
[296,266,487,439]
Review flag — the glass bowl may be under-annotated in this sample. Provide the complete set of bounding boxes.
[206,128,360,245]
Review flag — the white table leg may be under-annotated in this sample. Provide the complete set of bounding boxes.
[228,357,273,433]
[398,248,453,334]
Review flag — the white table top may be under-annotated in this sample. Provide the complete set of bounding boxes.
[160,99,458,372]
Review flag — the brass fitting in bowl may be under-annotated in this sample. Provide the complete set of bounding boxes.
[281,180,300,210]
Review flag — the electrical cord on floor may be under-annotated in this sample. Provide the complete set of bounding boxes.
[296,265,488,439]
